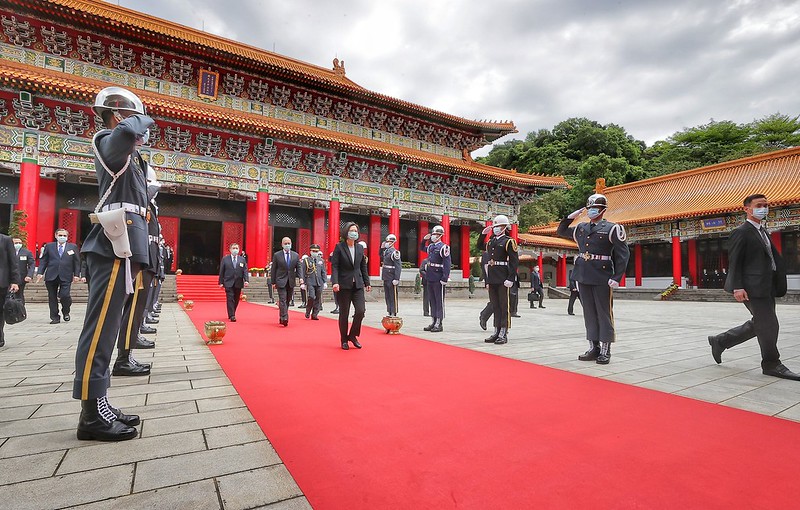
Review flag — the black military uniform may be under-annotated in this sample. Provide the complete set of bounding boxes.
[421,227,450,332]
[381,237,402,316]
[478,250,494,330]
[557,195,630,364]
[419,258,430,316]
[484,225,519,344]
[14,243,34,303]
[73,89,153,441]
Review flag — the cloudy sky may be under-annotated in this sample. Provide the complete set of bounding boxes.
[116,0,800,155]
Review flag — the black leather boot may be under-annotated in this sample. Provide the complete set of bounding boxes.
[494,327,508,344]
[430,319,443,332]
[578,341,600,361]
[596,342,611,365]
[134,335,155,349]
[77,397,138,441]
[107,400,140,427]
[485,328,500,343]
[140,325,157,334]
[113,352,151,376]
[424,320,436,331]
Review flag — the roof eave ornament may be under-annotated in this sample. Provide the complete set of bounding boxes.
[332,58,346,77]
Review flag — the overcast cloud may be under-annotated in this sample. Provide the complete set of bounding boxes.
[116,0,800,155]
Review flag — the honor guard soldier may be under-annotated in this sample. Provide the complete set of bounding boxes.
[482,215,519,344]
[381,234,402,316]
[73,87,153,441]
[420,225,451,332]
[301,244,327,320]
[557,193,630,364]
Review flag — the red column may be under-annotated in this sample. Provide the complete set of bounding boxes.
[418,220,429,264]
[369,213,381,277]
[537,252,543,275]
[672,235,682,286]
[18,161,41,249]
[771,231,782,254]
[328,199,340,260]
[634,244,642,287]
[556,255,567,287]
[313,208,326,247]
[461,225,471,278]
[510,224,519,242]
[620,273,627,288]
[389,207,400,240]
[252,191,269,269]
[484,220,493,243]
[688,239,698,288]
[36,179,56,256]
[441,214,450,245]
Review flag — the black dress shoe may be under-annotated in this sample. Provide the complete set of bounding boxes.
[64,314,71,322]
[424,312,430,317]
[0,338,4,347]
[349,337,362,349]
[140,325,157,334]
[708,336,724,364]
[494,336,508,345]
[50,319,60,324]
[430,325,443,332]
[568,312,575,315]
[145,317,159,324]
[511,314,521,318]
[341,342,349,350]
[230,317,237,322]
[331,308,339,314]
[76,399,137,442]
[539,306,545,309]
[112,358,151,376]
[485,333,499,343]
[134,336,155,349]
[311,316,319,320]
[423,322,436,331]
[578,347,599,361]
[762,363,800,381]
[305,312,310,318]
[479,318,487,331]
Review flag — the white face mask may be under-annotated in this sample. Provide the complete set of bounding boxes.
[311,251,320,257]
[283,244,291,251]
[752,206,769,220]
[430,234,441,243]
[230,249,239,256]
[493,226,505,236]
[587,208,602,220]
[13,243,22,250]
[57,236,68,244]
[347,231,359,240]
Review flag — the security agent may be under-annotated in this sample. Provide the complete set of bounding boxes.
[301,244,327,320]
[72,86,153,441]
[420,225,451,332]
[37,229,81,323]
[381,234,402,317]
[12,237,34,304]
[557,193,630,364]
[482,215,519,344]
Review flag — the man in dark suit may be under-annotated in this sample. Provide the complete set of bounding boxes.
[271,237,302,326]
[529,266,545,309]
[12,237,34,303]
[567,271,580,315]
[709,194,799,381]
[37,228,81,324]
[219,243,249,321]
[0,234,20,347]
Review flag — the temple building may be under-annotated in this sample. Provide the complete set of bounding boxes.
[0,0,566,276]
[522,147,800,291]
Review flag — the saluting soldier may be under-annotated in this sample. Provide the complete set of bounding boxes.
[301,244,327,320]
[482,215,519,345]
[420,225,450,332]
[557,193,630,364]
[381,234,402,317]
[73,87,153,441]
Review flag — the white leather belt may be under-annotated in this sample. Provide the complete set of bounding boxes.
[581,252,612,261]
[383,265,395,269]
[429,263,444,267]
[101,202,147,217]
[488,261,508,266]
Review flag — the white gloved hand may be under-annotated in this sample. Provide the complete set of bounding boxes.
[503,280,514,288]
[608,278,620,289]
[392,280,399,286]
[324,283,328,289]
[567,208,584,220]
[300,284,306,290]
[440,280,447,286]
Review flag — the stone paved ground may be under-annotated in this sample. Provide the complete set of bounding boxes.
[1,297,799,509]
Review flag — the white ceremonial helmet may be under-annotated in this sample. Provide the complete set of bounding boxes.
[425,225,445,240]
[385,234,397,243]
[92,87,145,118]
[586,193,608,209]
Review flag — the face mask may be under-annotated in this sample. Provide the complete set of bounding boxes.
[430,234,441,243]
[587,208,602,220]
[283,244,291,251]
[347,231,359,240]
[493,226,505,236]
[311,251,320,257]
[752,207,768,220]
[13,243,22,250]
[230,249,239,256]
[57,236,67,244]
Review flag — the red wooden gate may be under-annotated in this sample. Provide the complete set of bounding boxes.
[159,216,180,272]
[222,222,245,258]
[298,228,311,257]
[58,208,81,243]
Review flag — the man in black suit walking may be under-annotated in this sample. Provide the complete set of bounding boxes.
[12,237,34,303]
[0,234,20,347]
[271,237,302,326]
[37,229,80,323]
[567,271,580,315]
[219,243,249,322]
[529,266,545,309]
[709,193,799,381]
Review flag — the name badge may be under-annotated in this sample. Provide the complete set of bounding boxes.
[239,263,244,267]
[67,250,75,255]
[19,256,27,260]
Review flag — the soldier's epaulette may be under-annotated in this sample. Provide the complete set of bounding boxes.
[505,238,518,252]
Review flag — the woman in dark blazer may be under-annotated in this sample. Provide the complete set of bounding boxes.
[331,222,371,350]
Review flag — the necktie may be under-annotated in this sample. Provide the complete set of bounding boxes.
[286,252,290,268]
[232,256,237,266]
[58,244,64,257]
[760,227,777,271]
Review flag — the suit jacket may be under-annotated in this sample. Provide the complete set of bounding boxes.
[15,247,34,281]
[271,250,301,288]
[531,271,543,291]
[331,241,370,290]
[219,254,249,289]
[38,241,80,282]
[724,221,787,298]
[0,234,20,288]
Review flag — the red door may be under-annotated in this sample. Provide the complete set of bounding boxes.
[58,208,81,242]
[159,216,180,272]
[222,222,245,258]
[298,228,311,257]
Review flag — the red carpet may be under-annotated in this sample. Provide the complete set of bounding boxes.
[186,301,800,509]
[175,275,225,301]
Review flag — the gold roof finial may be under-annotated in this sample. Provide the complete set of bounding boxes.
[332,58,346,76]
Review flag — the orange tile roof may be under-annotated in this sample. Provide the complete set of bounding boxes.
[528,147,800,229]
[0,60,565,189]
[26,0,517,136]
[518,233,577,250]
